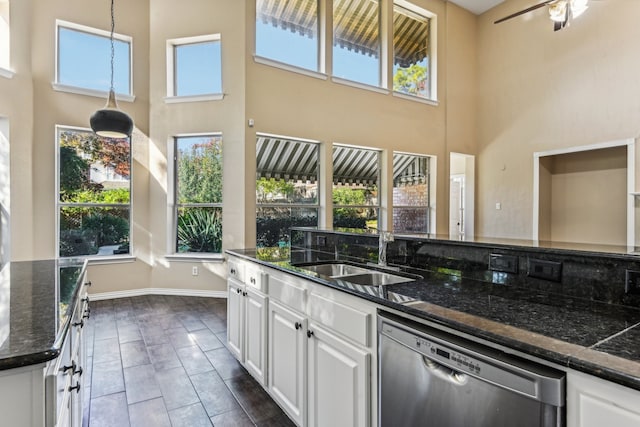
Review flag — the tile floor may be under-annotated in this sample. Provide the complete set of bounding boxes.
[85,295,295,427]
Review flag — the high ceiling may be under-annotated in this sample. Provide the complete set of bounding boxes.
[449,0,505,15]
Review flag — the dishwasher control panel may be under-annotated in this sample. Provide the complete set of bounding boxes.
[415,336,482,375]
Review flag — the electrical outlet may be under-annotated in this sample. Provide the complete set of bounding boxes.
[192,266,199,276]
[489,254,518,274]
[527,258,562,282]
[625,270,640,295]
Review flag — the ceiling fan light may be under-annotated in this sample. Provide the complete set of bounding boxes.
[549,1,568,22]
[570,0,589,18]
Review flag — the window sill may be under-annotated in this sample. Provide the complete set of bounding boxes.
[85,255,137,265]
[0,67,14,79]
[165,254,225,263]
[254,56,327,81]
[331,76,389,95]
[52,83,136,102]
[164,94,224,104]
[392,91,439,106]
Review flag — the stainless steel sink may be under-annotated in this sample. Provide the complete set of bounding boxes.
[297,263,416,286]
[299,263,371,277]
[335,272,415,286]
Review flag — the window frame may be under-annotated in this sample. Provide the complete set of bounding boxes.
[255,133,321,247]
[392,0,438,102]
[0,0,13,78]
[55,125,133,260]
[391,151,432,233]
[332,143,381,230]
[53,20,134,101]
[171,132,224,257]
[165,34,224,103]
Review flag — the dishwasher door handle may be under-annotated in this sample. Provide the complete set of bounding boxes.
[422,355,469,386]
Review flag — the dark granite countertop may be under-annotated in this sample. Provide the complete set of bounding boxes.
[227,248,640,391]
[0,259,88,370]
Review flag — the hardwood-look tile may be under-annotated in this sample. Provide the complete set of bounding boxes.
[226,374,284,424]
[127,397,171,427]
[89,392,130,427]
[190,370,241,417]
[147,343,182,371]
[93,337,121,365]
[123,364,162,404]
[168,402,213,427]
[166,325,198,349]
[191,328,225,352]
[117,322,142,344]
[154,366,200,410]
[176,345,214,375]
[210,408,255,427]
[91,359,125,398]
[204,347,246,380]
[120,340,150,368]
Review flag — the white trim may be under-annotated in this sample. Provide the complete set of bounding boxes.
[532,138,635,244]
[256,132,321,145]
[331,76,389,95]
[165,254,225,262]
[0,67,13,79]
[166,34,222,98]
[52,83,135,102]
[254,55,328,80]
[89,288,227,301]
[55,19,134,97]
[86,255,136,265]
[164,94,224,103]
[392,91,438,106]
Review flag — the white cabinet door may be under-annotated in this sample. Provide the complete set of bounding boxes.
[307,322,370,427]
[245,288,268,385]
[227,278,245,361]
[567,370,640,427]
[268,299,307,427]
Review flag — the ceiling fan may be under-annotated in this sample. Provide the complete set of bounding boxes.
[494,0,589,31]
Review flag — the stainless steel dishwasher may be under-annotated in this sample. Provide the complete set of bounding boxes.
[378,312,565,427]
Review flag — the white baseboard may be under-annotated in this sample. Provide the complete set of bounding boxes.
[89,288,227,301]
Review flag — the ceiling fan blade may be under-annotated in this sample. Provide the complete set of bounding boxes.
[494,0,555,24]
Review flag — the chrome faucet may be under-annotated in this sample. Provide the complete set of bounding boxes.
[378,231,394,267]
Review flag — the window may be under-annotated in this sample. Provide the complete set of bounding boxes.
[256,0,319,72]
[56,20,132,95]
[333,0,381,86]
[393,1,434,99]
[167,35,222,99]
[392,153,430,232]
[256,134,319,247]
[332,145,380,229]
[0,0,11,77]
[175,134,223,254]
[57,127,131,257]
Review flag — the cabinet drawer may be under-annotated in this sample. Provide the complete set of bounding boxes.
[269,275,306,313]
[246,264,268,293]
[309,292,371,347]
[228,259,245,282]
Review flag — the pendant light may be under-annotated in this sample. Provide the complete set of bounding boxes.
[90,0,133,138]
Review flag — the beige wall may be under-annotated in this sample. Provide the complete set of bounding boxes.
[476,0,640,240]
[2,0,477,294]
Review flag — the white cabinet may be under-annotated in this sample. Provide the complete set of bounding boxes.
[226,258,268,385]
[567,370,640,427]
[267,273,373,427]
[268,299,307,427]
[307,322,370,427]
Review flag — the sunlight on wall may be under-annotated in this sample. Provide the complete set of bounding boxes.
[0,1,9,71]
[0,117,10,265]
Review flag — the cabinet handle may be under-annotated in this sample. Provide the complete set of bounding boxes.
[82,296,90,304]
[295,322,301,330]
[243,291,247,297]
[83,308,91,319]
[68,382,81,393]
[74,366,83,377]
[236,288,241,294]
[73,320,84,328]
[84,281,92,287]
[250,277,256,284]
[230,268,236,274]
[62,361,76,374]
[307,330,314,338]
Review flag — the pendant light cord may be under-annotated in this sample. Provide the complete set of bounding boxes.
[110,0,115,92]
